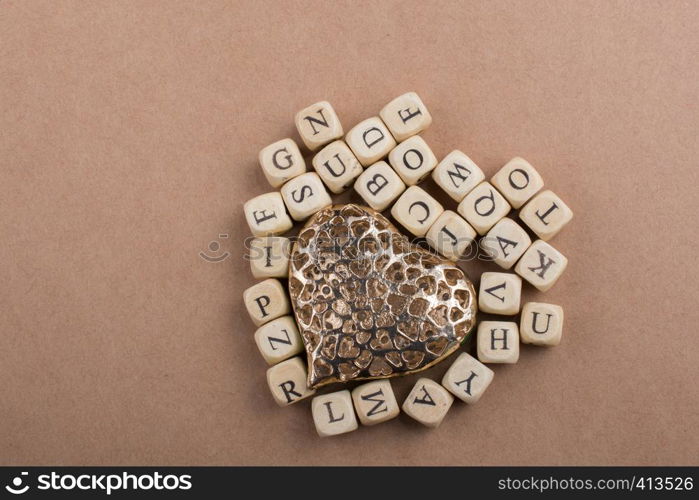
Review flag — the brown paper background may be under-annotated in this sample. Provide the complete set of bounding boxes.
[1,0,697,465]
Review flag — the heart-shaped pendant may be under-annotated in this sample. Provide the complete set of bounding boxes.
[289,204,477,389]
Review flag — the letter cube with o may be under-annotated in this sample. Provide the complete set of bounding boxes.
[490,157,544,209]
[388,135,438,186]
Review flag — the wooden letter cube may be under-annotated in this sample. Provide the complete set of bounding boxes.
[482,218,532,270]
[514,239,568,291]
[379,92,432,141]
[491,157,544,209]
[477,321,520,364]
[311,140,363,194]
[254,315,304,365]
[294,100,343,151]
[249,236,291,279]
[432,150,485,202]
[244,192,293,237]
[402,378,454,428]
[520,302,564,346]
[388,135,438,185]
[441,352,495,404]
[353,161,406,212]
[243,278,290,326]
[351,380,400,426]
[457,181,511,235]
[390,185,444,237]
[280,172,332,221]
[312,390,358,437]
[258,138,306,188]
[519,189,574,241]
[345,117,397,166]
[478,272,522,315]
[425,210,477,261]
[266,356,315,406]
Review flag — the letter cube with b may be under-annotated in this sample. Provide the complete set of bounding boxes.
[280,172,332,221]
[254,316,304,365]
[294,101,343,151]
[266,356,315,407]
[243,278,290,326]
[441,352,494,404]
[244,192,293,237]
[402,378,454,428]
[425,210,477,261]
[520,302,564,346]
[477,321,520,364]
[354,161,406,212]
[312,390,358,437]
[351,380,400,426]
[491,157,544,209]
[390,186,444,237]
[345,117,397,166]
[432,150,485,202]
[457,181,511,235]
[311,140,363,194]
[519,190,574,241]
[515,239,568,291]
[388,135,438,185]
[379,92,432,141]
[258,138,307,188]
[478,272,522,315]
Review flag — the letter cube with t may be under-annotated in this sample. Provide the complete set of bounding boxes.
[388,135,438,185]
[425,210,477,261]
[345,117,397,166]
[258,138,306,188]
[491,157,544,209]
[390,185,444,237]
[280,172,332,221]
[515,239,568,291]
[353,161,406,211]
[379,92,432,141]
[254,316,304,365]
[457,181,511,235]
[244,192,293,237]
[294,101,343,151]
[478,272,522,315]
[441,352,494,404]
[312,390,358,437]
[482,217,532,270]
[266,356,315,406]
[520,302,564,346]
[311,140,363,194]
[477,321,520,364]
[432,150,485,202]
[249,236,291,279]
[519,190,574,241]
[243,278,290,326]
[351,380,400,426]
[402,378,454,428]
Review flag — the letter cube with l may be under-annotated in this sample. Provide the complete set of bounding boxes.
[390,186,444,237]
[243,278,290,326]
[425,210,477,261]
[402,378,454,428]
[258,138,307,188]
[312,390,358,437]
[432,150,485,202]
[244,192,293,237]
[491,157,544,209]
[345,117,397,166]
[388,135,438,185]
[254,316,304,365]
[249,236,291,279]
[478,272,522,315]
[311,140,363,194]
[520,302,564,346]
[441,352,495,404]
[477,321,520,364]
[457,181,511,235]
[482,218,532,270]
[353,161,406,212]
[294,101,343,151]
[280,172,332,221]
[519,190,574,241]
[351,380,400,426]
[266,357,315,407]
[379,92,432,141]
[515,239,568,291]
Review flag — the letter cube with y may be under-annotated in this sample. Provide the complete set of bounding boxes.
[477,321,520,364]
[254,316,304,365]
[520,302,564,346]
[312,390,358,437]
[457,181,511,235]
[402,378,454,428]
[425,210,477,261]
[258,138,306,188]
[432,150,485,202]
[441,352,494,404]
[280,172,332,221]
[294,101,343,151]
[379,92,432,141]
[244,192,293,237]
[345,117,397,166]
[311,140,363,194]
[249,236,291,279]
[351,380,400,426]
[243,278,290,326]
[515,239,568,291]
[479,272,522,315]
[519,190,574,241]
[491,157,544,209]
[354,161,405,212]
[390,186,444,237]
[482,218,531,270]
[266,356,315,406]
[388,135,438,185]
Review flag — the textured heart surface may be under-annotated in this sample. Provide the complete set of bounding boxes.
[288,204,477,389]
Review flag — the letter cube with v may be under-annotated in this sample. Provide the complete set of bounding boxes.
[353,161,406,211]
[478,272,522,315]
[266,356,315,407]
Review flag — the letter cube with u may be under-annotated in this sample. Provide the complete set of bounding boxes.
[311,140,363,194]
[520,302,564,346]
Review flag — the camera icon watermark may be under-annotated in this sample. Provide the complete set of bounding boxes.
[5,472,29,495]
[199,233,230,263]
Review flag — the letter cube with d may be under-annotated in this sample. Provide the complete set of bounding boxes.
[345,117,397,166]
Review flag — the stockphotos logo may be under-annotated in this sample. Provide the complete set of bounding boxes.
[3,471,192,496]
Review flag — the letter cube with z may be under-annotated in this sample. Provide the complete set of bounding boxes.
[244,192,293,237]
[311,140,363,194]
[254,316,304,365]
[345,117,397,166]
[351,380,400,426]
[280,172,332,221]
[477,321,520,364]
[515,239,568,291]
[379,92,432,141]
[353,161,406,212]
[266,356,315,407]
[520,302,564,346]
[402,378,454,428]
[243,278,290,326]
[312,390,358,437]
[295,101,343,151]
[441,352,494,404]
[258,138,306,188]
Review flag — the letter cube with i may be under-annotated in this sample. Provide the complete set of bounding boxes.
[351,380,400,426]
[266,356,315,406]
[249,236,291,279]
[390,185,444,237]
[243,278,290,326]
[457,181,511,235]
[432,150,485,202]
[402,378,454,428]
[388,135,438,185]
[482,217,531,270]
[477,321,520,364]
[425,210,477,261]
[345,117,397,166]
[479,272,522,315]
[258,138,307,188]
[515,239,568,291]
[312,390,358,437]
[519,190,574,241]
[244,192,293,237]
[379,92,432,141]
[520,302,564,346]
[311,140,363,194]
[280,172,332,221]
[490,157,544,209]
[353,161,406,212]
[254,316,304,365]
[294,101,343,151]
[441,352,495,404]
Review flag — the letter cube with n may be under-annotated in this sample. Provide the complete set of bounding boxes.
[379,92,432,141]
[402,378,454,428]
[351,380,400,426]
[477,321,520,364]
[311,140,363,194]
[520,302,564,346]
[345,117,397,166]
[258,138,307,188]
[442,352,494,404]
[266,357,315,406]
[295,101,343,151]
[390,186,444,237]
[354,161,406,212]
[478,272,522,315]
[243,279,290,326]
[254,316,304,365]
[244,192,293,237]
[515,239,568,291]
[312,390,358,437]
